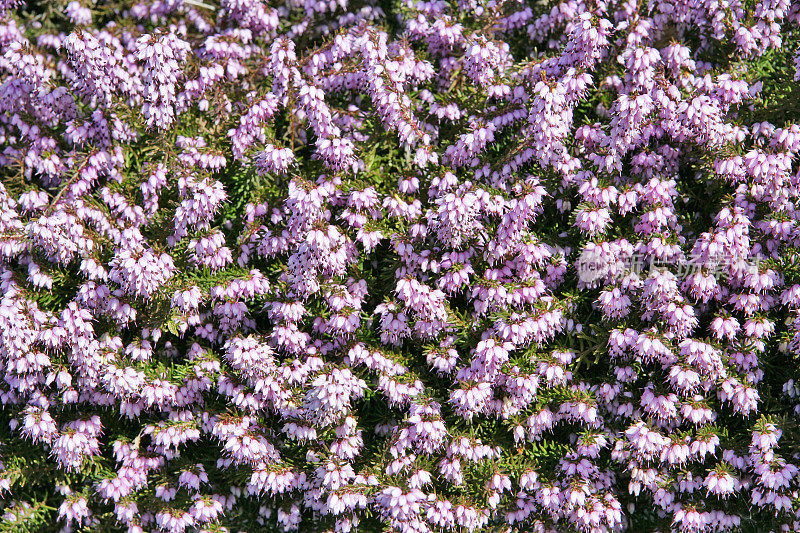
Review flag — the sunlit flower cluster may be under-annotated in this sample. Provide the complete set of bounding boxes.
[1,0,800,531]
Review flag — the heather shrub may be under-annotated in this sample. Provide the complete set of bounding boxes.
[1,0,800,531]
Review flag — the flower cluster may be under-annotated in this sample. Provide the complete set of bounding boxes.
[1,0,800,532]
